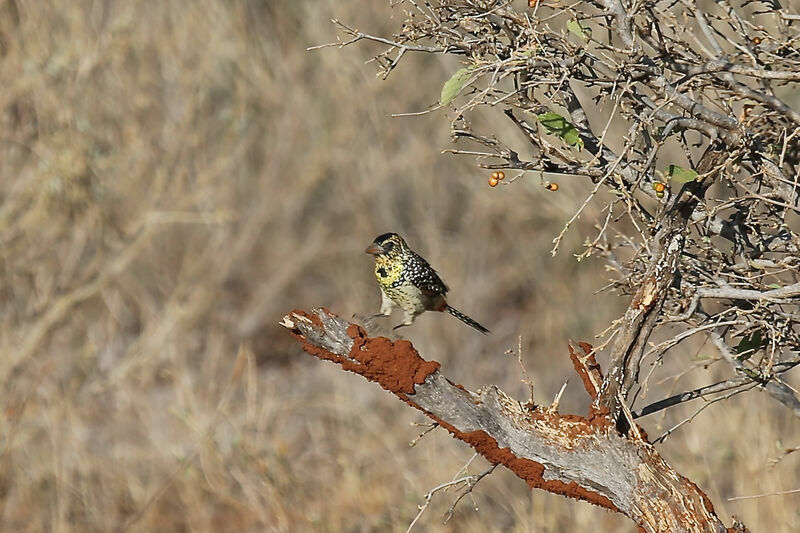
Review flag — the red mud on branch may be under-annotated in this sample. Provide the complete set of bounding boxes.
[432,417,619,512]
[289,310,616,509]
[345,324,440,395]
[287,309,440,396]
[286,308,731,531]
[568,341,604,400]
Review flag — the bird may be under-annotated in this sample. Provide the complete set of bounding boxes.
[365,232,490,334]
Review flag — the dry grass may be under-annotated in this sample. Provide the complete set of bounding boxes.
[0,1,798,531]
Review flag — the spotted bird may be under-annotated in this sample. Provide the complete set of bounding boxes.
[365,233,490,334]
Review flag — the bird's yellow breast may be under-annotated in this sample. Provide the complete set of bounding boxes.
[374,256,404,288]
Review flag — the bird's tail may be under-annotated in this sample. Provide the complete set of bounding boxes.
[445,305,490,334]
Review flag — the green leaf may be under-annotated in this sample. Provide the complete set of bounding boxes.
[537,112,584,149]
[440,67,473,106]
[767,283,781,289]
[566,20,591,41]
[734,330,763,360]
[666,165,698,184]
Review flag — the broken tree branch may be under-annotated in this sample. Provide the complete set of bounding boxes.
[282,308,733,533]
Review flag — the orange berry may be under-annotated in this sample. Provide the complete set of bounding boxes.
[489,177,499,187]
[545,182,558,191]
[653,182,666,193]
[497,171,506,180]
[752,37,762,45]
[491,171,499,180]
[528,0,537,6]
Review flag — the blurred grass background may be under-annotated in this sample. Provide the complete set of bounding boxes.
[0,0,797,531]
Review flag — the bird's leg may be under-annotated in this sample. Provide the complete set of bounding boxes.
[393,310,417,331]
[373,291,395,318]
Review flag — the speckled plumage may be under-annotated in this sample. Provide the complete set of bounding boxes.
[365,233,489,334]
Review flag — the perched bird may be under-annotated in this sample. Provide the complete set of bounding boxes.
[365,232,490,334]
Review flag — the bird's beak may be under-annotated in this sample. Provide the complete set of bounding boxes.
[365,243,383,255]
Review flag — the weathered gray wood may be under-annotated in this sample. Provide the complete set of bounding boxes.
[281,308,732,533]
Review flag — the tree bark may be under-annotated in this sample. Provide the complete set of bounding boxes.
[281,308,741,533]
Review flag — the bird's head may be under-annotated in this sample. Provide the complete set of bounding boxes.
[365,232,406,258]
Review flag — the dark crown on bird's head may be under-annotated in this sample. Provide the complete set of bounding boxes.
[366,232,407,257]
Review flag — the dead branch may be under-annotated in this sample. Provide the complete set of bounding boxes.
[596,145,728,424]
[282,308,733,533]
[633,359,800,419]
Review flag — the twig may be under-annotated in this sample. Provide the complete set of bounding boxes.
[409,421,439,447]
[549,380,569,412]
[406,462,498,532]
[727,488,800,501]
[710,329,800,418]
[442,464,498,524]
[653,385,757,444]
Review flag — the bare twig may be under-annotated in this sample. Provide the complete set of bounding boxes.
[727,488,800,501]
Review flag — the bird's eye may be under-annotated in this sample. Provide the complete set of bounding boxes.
[383,242,395,252]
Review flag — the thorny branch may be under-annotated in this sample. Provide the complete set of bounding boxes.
[313,0,800,432]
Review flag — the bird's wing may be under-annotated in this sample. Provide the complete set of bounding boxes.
[410,251,449,296]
